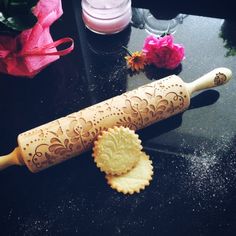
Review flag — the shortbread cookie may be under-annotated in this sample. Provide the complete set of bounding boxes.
[92,126,142,175]
[106,152,153,194]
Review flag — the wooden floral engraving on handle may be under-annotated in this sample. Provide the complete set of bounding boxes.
[17,75,190,172]
[214,72,227,86]
[186,68,232,95]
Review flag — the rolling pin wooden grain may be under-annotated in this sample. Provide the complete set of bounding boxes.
[0,68,232,172]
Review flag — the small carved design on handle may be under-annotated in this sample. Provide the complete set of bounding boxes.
[186,67,232,95]
[214,72,227,86]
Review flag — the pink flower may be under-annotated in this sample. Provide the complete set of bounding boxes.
[142,35,185,70]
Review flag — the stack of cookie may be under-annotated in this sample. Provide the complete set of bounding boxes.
[92,126,153,194]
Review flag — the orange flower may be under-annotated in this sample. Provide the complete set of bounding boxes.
[125,51,146,72]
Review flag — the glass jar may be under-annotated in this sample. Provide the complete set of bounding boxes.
[81,0,132,35]
[143,10,185,36]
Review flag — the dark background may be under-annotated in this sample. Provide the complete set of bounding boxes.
[0,0,236,235]
[133,0,236,21]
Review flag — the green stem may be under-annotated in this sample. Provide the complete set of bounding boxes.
[122,46,133,56]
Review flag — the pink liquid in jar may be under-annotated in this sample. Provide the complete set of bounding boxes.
[81,0,132,34]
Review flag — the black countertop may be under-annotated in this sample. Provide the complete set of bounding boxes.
[0,1,236,235]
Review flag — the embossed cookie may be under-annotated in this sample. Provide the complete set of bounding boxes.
[106,152,153,194]
[92,126,142,175]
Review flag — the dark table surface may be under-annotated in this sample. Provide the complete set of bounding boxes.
[0,1,236,235]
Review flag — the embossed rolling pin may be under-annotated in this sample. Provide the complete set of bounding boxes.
[0,68,232,172]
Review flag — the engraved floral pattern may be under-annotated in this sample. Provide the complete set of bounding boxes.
[165,92,185,113]
[214,73,226,86]
[152,98,169,117]
[66,118,93,150]
[32,135,73,169]
[21,76,189,172]
[123,96,149,126]
[146,87,169,118]
[116,117,138,130]
[48,137,73,157]
[32,144,51,169]
[95,102,112,113]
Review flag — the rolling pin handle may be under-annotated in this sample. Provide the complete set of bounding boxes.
[0,147,25,171]
[186,67,232,96]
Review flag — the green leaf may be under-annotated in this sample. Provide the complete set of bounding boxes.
[0,12,5,21]
[0,0,39,32]
[2,13,37,31]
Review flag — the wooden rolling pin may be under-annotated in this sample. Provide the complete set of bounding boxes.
[0,68,232,172]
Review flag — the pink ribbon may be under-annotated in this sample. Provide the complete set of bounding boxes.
[0,37,74,59]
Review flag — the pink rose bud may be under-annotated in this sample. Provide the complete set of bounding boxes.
[142,35,185,70]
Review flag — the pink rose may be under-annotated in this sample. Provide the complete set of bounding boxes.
[142,35,185,70]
